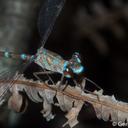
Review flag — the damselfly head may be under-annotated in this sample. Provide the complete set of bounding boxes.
[63,52,84,78]
[70,52,84,75]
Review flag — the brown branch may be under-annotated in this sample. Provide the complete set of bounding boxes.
[0,79,128,113]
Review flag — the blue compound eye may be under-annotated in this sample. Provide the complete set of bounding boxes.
[74,52,80,58]
[74,52,80,56]
[76,57,81,63]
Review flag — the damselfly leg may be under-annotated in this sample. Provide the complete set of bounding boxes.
[73,78,102,101]
[33,71,55,84]
[33,71,66,89]
[84,77,102,90]
[56,74,67,90]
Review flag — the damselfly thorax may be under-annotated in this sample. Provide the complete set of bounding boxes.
[35,47,66,74]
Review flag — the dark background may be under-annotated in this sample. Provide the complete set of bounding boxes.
[0,0,128,128]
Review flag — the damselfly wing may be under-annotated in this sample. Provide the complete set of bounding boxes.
[38,0,66,47]
[0,52,32,101]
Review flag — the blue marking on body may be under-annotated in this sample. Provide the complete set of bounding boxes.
[4,51,10,58]
[76,58,81,63]
[21,54,27,60]
[72,65,84,74]
[63,61,68,71]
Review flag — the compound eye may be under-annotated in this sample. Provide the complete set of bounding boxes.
[72,52,81,63]
[74,52,79,55]
[74,52,80,57]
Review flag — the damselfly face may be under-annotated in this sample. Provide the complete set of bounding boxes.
[64,52,84,78]
[70,52,84,74]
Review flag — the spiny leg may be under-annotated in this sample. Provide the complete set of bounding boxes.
[84,77,102,90]
[33,71,55,84]
[73,79,84,90]
[73,79,100,101]
[62,80,68,91]
[84,77,103,101]
[84,89,100,101]
[57,74,65,90]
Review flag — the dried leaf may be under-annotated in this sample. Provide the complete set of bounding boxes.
[0,75,128,128]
